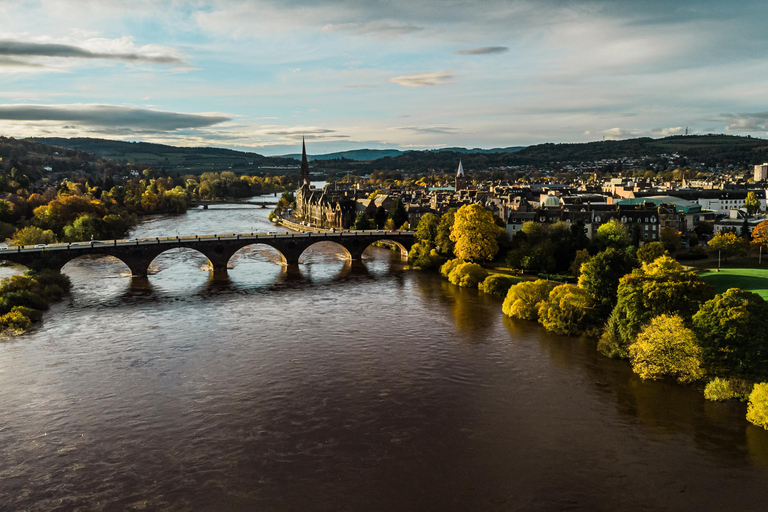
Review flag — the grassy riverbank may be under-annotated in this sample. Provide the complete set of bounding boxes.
[700,267,768,300]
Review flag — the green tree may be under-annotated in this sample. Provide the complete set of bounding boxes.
[353,212,372,230]
[577,247,637,316]
[745,191,761,215]
[628,314,704,383]
[63,214,104,242]
[692,288,768,380]
[374,205,388,229]
[415,213,439,245]
[449,204,500,262]
[569,248,591,277]
[659,227,681,252]
[598,255,713,358]
[502,279,557,321]
[435,208,456,257]
[747,383,768,430]
[389,198,408,229]
[595,219,630,250]
[537,284,598,336]
[408,242,441,270]
[636,242,668,264]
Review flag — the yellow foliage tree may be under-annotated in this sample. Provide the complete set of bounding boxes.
[449,204,500,262]
[747,383,768,430]
[751,221,768,251]
[502,279,556,321]
[628,314,704,383]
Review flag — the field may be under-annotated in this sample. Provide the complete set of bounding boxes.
[699,267,768,300]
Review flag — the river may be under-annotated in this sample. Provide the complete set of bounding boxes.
[1,198,768,511]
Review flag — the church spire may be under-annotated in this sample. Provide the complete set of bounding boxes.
[455,159,466,191]
[300,136,310,187]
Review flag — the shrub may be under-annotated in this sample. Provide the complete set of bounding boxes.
[0,308,32,331]
[747,383,768,430]
[704,378,735,401]
[502,279,556,321]
[408,242,441,270]
[479,275,517,296]
[628,314,704,383]
[440,258,462,278]
[448,262,488,288]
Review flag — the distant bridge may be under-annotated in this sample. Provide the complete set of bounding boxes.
[0,231,415,277]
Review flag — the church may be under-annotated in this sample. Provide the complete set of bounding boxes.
[293,139,357,229]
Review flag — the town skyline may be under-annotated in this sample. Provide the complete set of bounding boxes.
[1,0,767,155]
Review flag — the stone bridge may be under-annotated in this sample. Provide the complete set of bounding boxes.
[0,231,415,277]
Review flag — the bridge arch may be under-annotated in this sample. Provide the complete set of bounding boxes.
[226,242,290,267]
[297,240,353,264]
[145,246,219,275]
[60,253,133,276]
[360,239,410,259]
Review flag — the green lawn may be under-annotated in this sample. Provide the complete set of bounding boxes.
[699,268,768,300]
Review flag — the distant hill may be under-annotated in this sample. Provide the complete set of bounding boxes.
[29,137,299,171]
[279,146,525,161]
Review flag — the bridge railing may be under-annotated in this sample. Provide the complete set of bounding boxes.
[1,230,414,254]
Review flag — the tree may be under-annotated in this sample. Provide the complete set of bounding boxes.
[448,262,488,288]
[415,213,439,245]
[502,279,556,321]
[537,284,598,336]
[9,226,57,246]
[595,219,630,250]
[598,255,713,359]
[408,242,440,270]
[708,231,748,261]
[353,213,372,230]
[636,242,668,264]
[747,383,768,430]
[374,205,388,229]
[577,247,637,316]
[63,214,104,242]
[569,249,591,277]
[449,204,500,262]
[389,198,408,229]
[751,221,768,253]
[628,314,704,383]
[479,275,517,296]
[435,208,456,257]
[745,191,761,215]
[692,288,768,380]
[659,227,681,252]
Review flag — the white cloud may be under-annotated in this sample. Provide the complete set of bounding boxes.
[388,70,453,87]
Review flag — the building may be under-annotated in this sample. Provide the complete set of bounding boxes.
[755,163,768,182]
[455,160,466,191]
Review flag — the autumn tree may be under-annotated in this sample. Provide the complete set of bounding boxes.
[537,284,598,336]
[659,227,681,252]
[435,208,456,257]
[502,279,556,321]
[449,204,500,262]
[708,231,748,261]
[751,221,768,254]
[629,314,704,383]
[745,191,761,215]
[9,226,57,246]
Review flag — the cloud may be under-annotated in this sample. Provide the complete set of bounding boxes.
[396,126,458,134]
[0,104,230,131]
[388,70,453,87]
[322,21,424,38]
[0,40,184,66]
[257,126,348,140]
[456,46,509,55]
[722,112,768,132]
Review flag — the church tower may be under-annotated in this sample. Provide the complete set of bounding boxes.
[455,160,466,191]
[300,137,310,187]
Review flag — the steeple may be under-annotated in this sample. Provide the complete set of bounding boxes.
[300,137,310,187]
[455,159,466,191]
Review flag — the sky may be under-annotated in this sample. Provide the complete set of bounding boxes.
[1,0,767,156]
